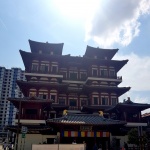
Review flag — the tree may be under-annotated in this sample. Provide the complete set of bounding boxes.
[128,128,148,147]
[128,128,139,146]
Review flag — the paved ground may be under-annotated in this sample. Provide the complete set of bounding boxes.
[0,144,3,150]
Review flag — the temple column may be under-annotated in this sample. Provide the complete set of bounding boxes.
[124,112,127,121]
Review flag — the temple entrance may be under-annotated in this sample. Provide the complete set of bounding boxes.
[61,137,109,149]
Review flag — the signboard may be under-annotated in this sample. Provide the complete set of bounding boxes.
[32,144,85,150]
[80,126,92,131]
[21,126,28,134]
[22,133,26,138]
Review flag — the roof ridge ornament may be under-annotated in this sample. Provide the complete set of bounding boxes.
[63,109,68,116]
[99,111,103,117]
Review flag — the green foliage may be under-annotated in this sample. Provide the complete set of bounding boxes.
[128,128,148,146]
[128,128,139,145]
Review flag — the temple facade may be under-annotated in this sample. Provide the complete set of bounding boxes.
[7,40,150,150]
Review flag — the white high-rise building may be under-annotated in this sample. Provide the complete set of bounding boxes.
[0,67,25,134]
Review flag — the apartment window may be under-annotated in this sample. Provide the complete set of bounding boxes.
[69,99,77,106]
[101,97,108,105]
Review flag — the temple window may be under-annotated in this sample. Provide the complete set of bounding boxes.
[101,97,109,105]
[29,91,36,97]
[39,50,42,54]
[50,90,57,103]
[31,64,38,72]
[92,69,98,77]
[59,98,66,105]
[51,65,58,74]
[69,72,78,80]
[93,97,98,105]
[39,89,48,99]
[111,97,117,105]
[26,109,37,114]
[51,95,56,101]
[29,88,37,97]
[50,51,53,55]
[25,109,37,119]
[69,99,77,106]
[80,72,87,80]
[81,99,87,106]
[109,70,115,77]
[40,64,49,73]
[60,71,67,79]
[39,93,48,99]
[100,68,108,77]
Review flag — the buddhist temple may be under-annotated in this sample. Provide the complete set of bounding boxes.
[7,40,150,150]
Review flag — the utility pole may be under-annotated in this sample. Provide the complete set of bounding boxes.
[15,99,21,150]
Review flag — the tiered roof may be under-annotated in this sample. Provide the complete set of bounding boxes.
[84,45,118,59]
[20,50,128,73]
[29,39,64,55]
[83,85,131,97]
[46,113,126,126]
[105,99,150,113]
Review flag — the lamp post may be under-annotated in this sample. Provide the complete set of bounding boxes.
[15,99,21,150]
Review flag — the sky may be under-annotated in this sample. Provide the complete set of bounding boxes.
[0,0,150,113]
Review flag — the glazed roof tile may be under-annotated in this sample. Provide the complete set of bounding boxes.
[47,114,126,126]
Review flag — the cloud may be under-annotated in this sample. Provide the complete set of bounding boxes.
[116,53,150,112]
[114,52,150,91]
[85,0,150,47]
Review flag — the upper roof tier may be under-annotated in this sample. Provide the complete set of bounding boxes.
[84,46,118,60]
[29,39,64,55]
[20,50,128,73]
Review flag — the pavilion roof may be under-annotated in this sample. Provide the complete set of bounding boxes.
[7,97,69,111]
[7,97,53,108]
[84,46,118,60]
[29,39,64,55]
[105,99,150,113]
[46,113,126,126]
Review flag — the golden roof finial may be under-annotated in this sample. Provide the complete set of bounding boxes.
[63,109,68,116]
[99,111,103,117]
